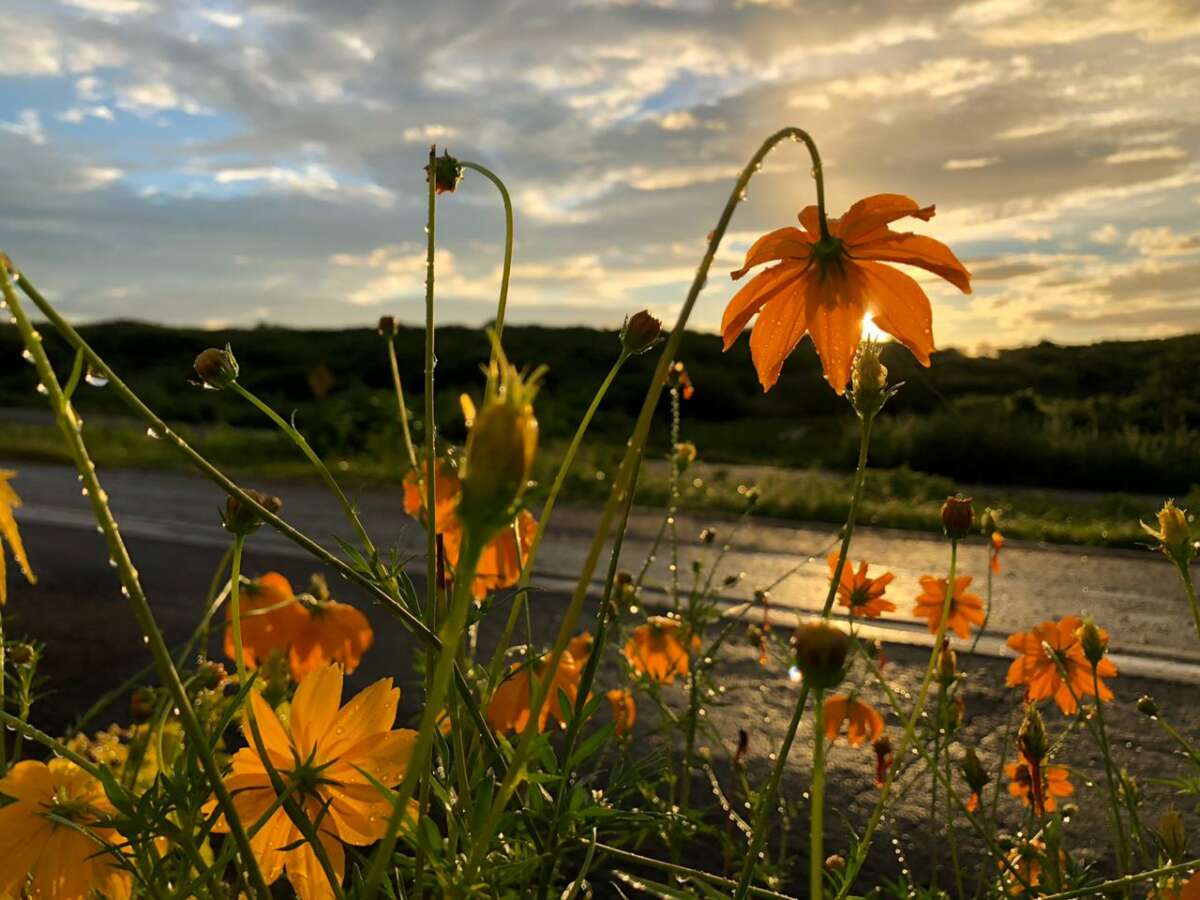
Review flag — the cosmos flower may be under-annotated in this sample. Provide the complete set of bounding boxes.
[912,574,986,640]
[829,553,896,619]
[1005,615,1117,715]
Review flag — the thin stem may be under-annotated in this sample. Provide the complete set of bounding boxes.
[468,126,822,884]
[1036,858,1200,900]
[1092,664,1132,884]
[384,337,419,471]
[810,689,826,900]
[835,539,960,898]
[592,840,799,900]
[460,160,514,339]
[1175,559,1200,643]
[930,683,943,891]
[732,409,875,899]
[486,349,630,689]
[361,531,483,899]
[1,266,271,899]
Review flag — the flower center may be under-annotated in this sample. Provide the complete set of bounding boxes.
[849,585,871,608]
[810,236,846,283]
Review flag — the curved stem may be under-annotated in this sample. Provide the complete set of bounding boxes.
[1,267,271,899]
[467,126,824,884]
[835,539,959,898]
[810,690,826,900]
[732,409,874,899]
[460,160,514,339]
[485,349,630,689]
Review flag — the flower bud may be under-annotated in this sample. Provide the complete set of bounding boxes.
[700,527,716,545]
[674,441,697,470]
[1142,500,1195,566]
[979,506,1002,536]
[1136,694,1159,717]
[222,489,283,536]
[425,150,463,194]
[1075,617,1109,667]
[620,310,663,355]
[850,339,889,418]
[1018,704,1048,764]
[8,642,35,666]
[195,661,227,691]
[130,686,157,722]
[458,340,542,537]
[377,315,398,337]
[734,728,750,768]
[937,639,958,686]
[791,620,848,690]
[941,495,975,540]
[873,735,894,788]
[1157,808,1187,862]
[961,747,990,796]
[824,854,845,871]
[194,345,239,389]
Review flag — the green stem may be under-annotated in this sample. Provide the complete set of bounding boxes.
[460,160,514,340]
[1092,664,1132,885]
[835,539,959,898]
[930,683,943,891]
[468,126,823,886]
[0,266,271,899]
[732,409,874,899]
[1035,858,1200,900]
[1176,559,1200,643]
[361,531,484,899]
[810,689,826,900]
[486,349,630,689]
[384,337,419,471]
[592,840,799,899]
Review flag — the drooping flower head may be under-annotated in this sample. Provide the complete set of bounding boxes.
[0,759,131,899]
[823,695,884,747]
[829,553,896,619]
[1005,615,1117,715]
[1006,761,1073,815]
[625,616,692,685]
[206,663,417,900]
[722,194,971,392]
[487,651,582,735]
[606,688,636,737]
[912,574,986,640]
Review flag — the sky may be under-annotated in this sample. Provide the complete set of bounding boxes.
[0,0,1198,353]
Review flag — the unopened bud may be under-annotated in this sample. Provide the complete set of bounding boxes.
[824,854,845,871]
[1157,809,1187,861]
[377,315,398,337]
[1018,704,1048,764]
[961,747,990,795]
[941,495,975,540]
[734,728,749,768]
[620,310,663,355]
[1076,617,1108,667]
[791,620,848,690]
[1137,694,1159,717]
[131,686,157,722]
[222,489,283,536]
[194,345,239,389]
[937,639,958,686]
[850,339,889,418]
[425,150,463,194]
[8,642,35,665]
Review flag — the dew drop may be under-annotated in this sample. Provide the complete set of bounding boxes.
[20,348,34,364]
[85,367,109,388]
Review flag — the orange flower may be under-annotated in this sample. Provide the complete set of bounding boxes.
[487,651,582,735]
[1005,616,1117,715]
[912,574,986,640]
[207,664,417,900]
[722,194,971,392]
[0,759,130,899]
[823,695,884,747]
[224,571,301,669]
[990,530,1005,574]
[966,791,980,813]
[624,616,692,684]
[286,592,374,682]
[829,553,896,619]
[568,631,595,669]
[606,688,636,736]
[403,461,538,601]
[1006,761,1073,813]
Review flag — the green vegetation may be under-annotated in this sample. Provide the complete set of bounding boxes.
[1,320,1192,546]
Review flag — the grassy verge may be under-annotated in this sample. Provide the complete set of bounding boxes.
[0,419,1167,548]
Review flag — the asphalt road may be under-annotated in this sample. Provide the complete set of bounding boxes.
[4,460,1199,889]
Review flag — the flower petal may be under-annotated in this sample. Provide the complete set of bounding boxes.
[857,261,935,367]
[748,279,812,391]
[245,691,294,763]
[731,226,811,279]
[285,830,345,900]
[722,263,803,349]
[854,232,972,293]
[804,268,866,394]
[836,194,936,244]
[291,664,344,758]
[321,678,399,760]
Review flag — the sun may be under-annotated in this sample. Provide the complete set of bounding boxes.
[861,312,892,343]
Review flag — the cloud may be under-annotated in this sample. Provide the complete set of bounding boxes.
[1,109,46,145]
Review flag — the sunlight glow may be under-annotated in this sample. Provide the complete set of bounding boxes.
[861,312,891,343]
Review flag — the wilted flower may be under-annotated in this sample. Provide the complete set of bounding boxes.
[425,149,463,194]
[872,736,894,788]
[792,620,848,690]
[941,495,975,539]
[620,310,663,355]
[823,695,884,746]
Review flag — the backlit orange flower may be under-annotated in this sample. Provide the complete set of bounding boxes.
[1005,616,1117,715]
[0,759,130,899]
[225,571,301,669]
[722,194,971,392]
[829,553,896,619]
[823,695,884,747]
[403,461,538,600]
[487,651,583,735]
[624,616,692,684]
[207,664,417,900]
[966,791,980,813]
[568,631,595,669]
[1006,761,1073,813]
[606,688,636,736]
[912,574,986,640]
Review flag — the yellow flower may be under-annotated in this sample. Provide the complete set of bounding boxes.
[0,759,130,899]
[206,663,417,900]
[624,617,693,685]
[0,470,36,605]
[487,651,583,735]
[606,688,636,737]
